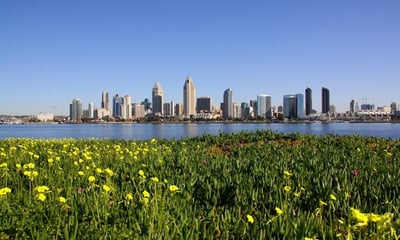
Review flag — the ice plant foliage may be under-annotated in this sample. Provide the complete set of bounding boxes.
[0,132,400,239]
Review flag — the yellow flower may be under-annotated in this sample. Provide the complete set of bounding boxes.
[142,197,149,205]
[16,163,22,169]
[350,208,368,223]
[23,170,38,181]
[284,186,291,193]
[59,196,67,203]
[283,170,292,177]
[0,162,7,168]
[88,176,96,182]
[319,200,327,206]
[23,163,35,169]
[0,187,11,196]
[96,168,103,174]
[36,193,46,201]
[330,194,336,201]
[138,170,145,178]
[142,190,150,198]
[151,177,159,183]
[125,193,133,201]
[104,168,114,176]
[169,185,179,192]
[102,184,111,193]
[275,207,283,215]
[34,186,50,193]
[246,214,254,223]
[47,158,54,163]
[78,171,84,176]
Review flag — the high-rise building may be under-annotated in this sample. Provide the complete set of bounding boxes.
[175,103,183,117]
[101,91,109,111]
[113,94,123,119]
[196,97,212,113]
[223,88,233,119]
[88,102,95,119]
[241,102,250,119]
[322,87,330,114]
[350,99,355,113]
[121,95,132,120]
[70,98,82,121]
[152,82,163,115]
[132,103,145,119]
[283,94,304,119]
[183,76,196,118]
[233,102,241,119]
[257,94,272,119]
[305,87,312,115]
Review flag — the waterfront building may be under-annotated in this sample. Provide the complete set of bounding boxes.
[196,97,212,113]
[163,102,173,116]
[94,108,109,120]
[36,113,54,122]
[88,102,95,119]
[322,87,330,114]
[350,99,355,113]
[329,105,336,114]
[257,94,272,119]
[132,103,145,119]
[121,95,132,120]
[305,87,312,115]
[152,82,163,115]
[101,91,109,111]
[233,102,241,119]
[391,102,400,113]
[112,94,123,119]
[240,102,250,119]
[70,98,82,121]
[183,76,196,118]
[175,103,183,117]
[223,88,233,119]
[283,94,304,119]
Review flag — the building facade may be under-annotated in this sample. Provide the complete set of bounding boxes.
[101,91,109,112]
[223,88,233,119]
[257,94,272,119]
[152,82,163,115]
[196,97,212,113]
[112,94,122,119]
[183,76,196,118]
[70,98,83,121]
[305,87,312,115]
[283,94,304,119]
[322,87,330,114]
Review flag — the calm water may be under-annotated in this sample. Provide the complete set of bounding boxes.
[0,122,399,140]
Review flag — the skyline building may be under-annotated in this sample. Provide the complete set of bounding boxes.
[70,98,82,121]
[88,102,95,119]
[152,82,163,116]
[101,91,109,111]
[350,99,355,113]
[121,95,132,120]
[305,87,312,115]
[257,94,272,119]
[283,94,304,119]
[223,88,233,119]
[183,76,196,118]
[112,94,122,119]
[322,87,330,114]
[196,97,212,113]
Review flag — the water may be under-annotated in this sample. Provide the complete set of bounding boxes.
[0,122,399,140]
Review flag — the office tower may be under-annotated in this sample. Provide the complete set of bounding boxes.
[197,97,212,113]
[70,98,82,121]
[305,87,312,115]
[175,103,183,117]
[113,94,123,119]
[163,103,172,116]
[241,102,250,119]
[350,99,355,113]
[223,88,233,119]
[132,103,145,119]
[88,102,95,119]
[257,94,272,119]
[233,102,241,119]
[121,95,132,120]
[152,82,163,115]
[101,91,109,111]
[183,76,196,118]
[283,94,304,119]
[322,87,330,114]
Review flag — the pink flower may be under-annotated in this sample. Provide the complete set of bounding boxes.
[77,187,83,194]
[202,159,207,165]
[352,169,359,175]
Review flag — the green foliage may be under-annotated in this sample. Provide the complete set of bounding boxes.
[0,131,400,239]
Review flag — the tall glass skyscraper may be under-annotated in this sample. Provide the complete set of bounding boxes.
[283,94,304,119]
[101,91,109,111]
[70,98,82,121]
[322,87,330,113]
[257,94,272,119]
[183,76,196,118]
[112,94,122,119]
[223,88,233,119]
[152,82,163,115]
[305,87,312,115]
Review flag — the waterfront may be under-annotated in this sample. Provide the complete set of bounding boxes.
[0,122,399,140]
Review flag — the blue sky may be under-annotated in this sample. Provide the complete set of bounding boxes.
[1,0,399,115]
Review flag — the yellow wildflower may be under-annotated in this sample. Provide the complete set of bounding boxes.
[23,170,38,181]
[16,163,22,169]
[320,200,327,206]
[125,193,133,201]
[78,171,84,176]
[34,186,50,193]
[23,163,35,169]
[169,185,179,192]
[0,163,7,168]
[330,194,336,201]
[59,196,67,203]
[36,193,46,201]
[284,186,291,193]
[47,158,54,163]
[102,184,111,193]
[104,168,114,176]
[88,176,96,182]
[96,168,103,174]
[283,170,292,177]
[0,187,11,196]
[142,190,150,198]
[246,214,254,223]
[275,207,283,215]
[151,177,159,183]
[142,197,149,205]
[350,208,368,223]
[138,170,145,177]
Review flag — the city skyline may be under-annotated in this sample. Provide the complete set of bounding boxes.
[1,1,400,115]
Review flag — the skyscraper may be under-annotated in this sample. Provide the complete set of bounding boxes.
[183,76,196,118]
[121,95,132,120]
[305,87,312,115]
[196,97,212,113]
[322,87,330,114]
[152,82,163,115]
[257,94,272,119]
[283,94,304,119]
[70,98,82,121]
[223,88,233,119]
[88,102,95,119]
[350,99,355,113]
[101,91,109,111]
[112,94,122,119]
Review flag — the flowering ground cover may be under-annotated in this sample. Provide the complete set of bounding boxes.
[0,130,400,239]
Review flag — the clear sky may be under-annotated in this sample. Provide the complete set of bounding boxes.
[1,0,399,115]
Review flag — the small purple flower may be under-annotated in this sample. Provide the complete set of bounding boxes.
[352,169,360,175]
[77,187,83,194]
[202,159,207,165]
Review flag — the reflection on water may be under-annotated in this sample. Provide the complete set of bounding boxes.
[0,122,399,140]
